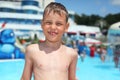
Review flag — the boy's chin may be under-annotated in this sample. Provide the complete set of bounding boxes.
[47,38,60,43]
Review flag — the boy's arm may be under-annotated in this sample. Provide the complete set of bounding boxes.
[68,50,78,80]
[21,46,33,80]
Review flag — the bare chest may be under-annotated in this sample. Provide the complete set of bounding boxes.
[33,53,71,72]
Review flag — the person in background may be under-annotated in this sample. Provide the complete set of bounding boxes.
[77,41,86,62]
[21,2,78,80]
[90,44,96,57]
[71,40,78,51]
[100,47,107,62]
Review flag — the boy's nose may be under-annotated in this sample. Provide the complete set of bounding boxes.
[51,24,56,29]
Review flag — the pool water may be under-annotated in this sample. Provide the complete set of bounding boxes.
[0,56,120,80]
[76,56,120,80]
[0,59,24,80]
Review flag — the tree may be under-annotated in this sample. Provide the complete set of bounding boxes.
[104,13,120,25]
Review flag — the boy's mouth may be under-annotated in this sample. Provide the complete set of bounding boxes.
[48,31,58,36]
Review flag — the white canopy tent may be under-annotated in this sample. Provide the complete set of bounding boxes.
[79,38,102,46]
[67,25,102,39]
[68,25,97,34]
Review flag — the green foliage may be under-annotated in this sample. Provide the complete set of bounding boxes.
[104,13,120,25]
[74,13,120,29]
[74,13,102,26]
[31,34,39,44]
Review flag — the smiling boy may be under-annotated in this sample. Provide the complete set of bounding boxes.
[21,2,78,80]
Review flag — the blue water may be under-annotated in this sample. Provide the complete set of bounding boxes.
[0,56,120,80]
[0,59,24,80]
[76,56,120,80]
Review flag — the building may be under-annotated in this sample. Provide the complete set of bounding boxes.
[0,0,55,40]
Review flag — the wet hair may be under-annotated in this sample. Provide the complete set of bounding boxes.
[43,2,69,22]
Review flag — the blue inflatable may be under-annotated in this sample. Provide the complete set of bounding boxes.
[0,29,25,59]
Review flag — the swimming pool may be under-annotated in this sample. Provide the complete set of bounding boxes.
[0,56,120,80]
[76,56,120,80]
[0,59,24,80]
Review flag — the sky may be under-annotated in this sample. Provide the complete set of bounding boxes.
[55,0,120,17]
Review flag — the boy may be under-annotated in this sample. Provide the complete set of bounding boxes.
[21,2,78,80]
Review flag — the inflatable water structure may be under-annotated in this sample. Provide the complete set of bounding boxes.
[0,29,25,59]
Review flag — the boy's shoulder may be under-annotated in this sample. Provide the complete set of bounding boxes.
[64,45,78,56]
[25,43,41,58]
[27,43,38,49]
[26,43,39,52]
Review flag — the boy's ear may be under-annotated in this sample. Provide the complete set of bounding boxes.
[65,22,69,32]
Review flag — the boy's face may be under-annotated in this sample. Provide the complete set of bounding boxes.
[42,11,69,42]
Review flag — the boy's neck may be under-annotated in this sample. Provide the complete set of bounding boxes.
[44,40,62,50]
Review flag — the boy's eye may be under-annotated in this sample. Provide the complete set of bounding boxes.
[56,23,62,26]
[45,21,52,25]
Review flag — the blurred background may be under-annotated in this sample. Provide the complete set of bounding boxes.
[0,0,120,80]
